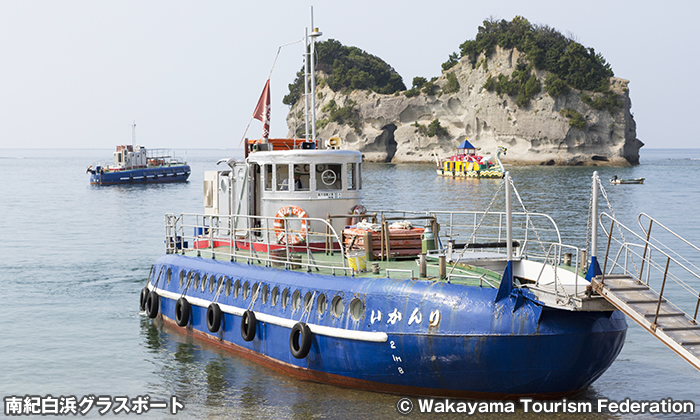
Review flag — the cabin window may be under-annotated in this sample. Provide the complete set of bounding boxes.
[179,270,186,288]
[331,296,344,318]
[276,164,290,191]
[347,163,358,190]
[317,294,328,315]
[209,275,217,293]
[281,288,290,309]
[193,273,200,290]
[271,286,279,306]
[166,268,172,284]
[303,291,313,313]
[201,274,207,292]
[316,163,342,190]
[243,281,250,299]
[225,278,231,296]
[293,164,310,191]
[264,164,273,191]
[261,284,269,304]
[233,279,240,298]
[292,290,301,312]
[349,298,364,321]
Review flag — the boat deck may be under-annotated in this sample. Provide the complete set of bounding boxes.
[187,246,504,288]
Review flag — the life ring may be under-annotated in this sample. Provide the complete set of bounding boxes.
[241,310,257,341]
[175,297,191,327]
[273,206,309,245]
[139,287,149,311]
[145,291,159,319]
[207,303,222,333]
[346,204,367,226]
[289,322,312,359]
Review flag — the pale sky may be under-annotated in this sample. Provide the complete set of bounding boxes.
[1,1,697,150]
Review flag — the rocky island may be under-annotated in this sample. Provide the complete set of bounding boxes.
[284,17,643,166]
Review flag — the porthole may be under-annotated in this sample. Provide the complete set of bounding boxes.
[233,279,241,298]
[292,290,301,312]
[201,274,207,292]
[331,296,344,318]
[261,284,269,304]
[217,277,223,294]
[225,278,232,296]
[303,292,313,313]
[209,275,216,293]
[271,286,279,306]
[166,268,172,284]
[193,273,200,291]
[243,281,250,300]
[251,283,259,300]
[179,270,186,287]
[281,288,290,309]
[317,294,327,315]
[349,298,365,321]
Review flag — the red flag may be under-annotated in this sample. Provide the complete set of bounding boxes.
[253,79,271,139]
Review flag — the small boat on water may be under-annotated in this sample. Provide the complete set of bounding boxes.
[610,176,644,185]
[86,124,191,185]
[139,19,630,399]
[436,139,506,178]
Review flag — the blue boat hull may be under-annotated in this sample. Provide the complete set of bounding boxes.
[89,165,190,185]
[147,254,627,399]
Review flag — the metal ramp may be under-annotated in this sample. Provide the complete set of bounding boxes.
[591,274,700,371]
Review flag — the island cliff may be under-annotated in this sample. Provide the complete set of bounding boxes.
[285,21,643,166]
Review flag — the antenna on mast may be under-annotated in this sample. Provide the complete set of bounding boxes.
[132,121,136,147]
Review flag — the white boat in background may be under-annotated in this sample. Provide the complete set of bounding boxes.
[610,176,644,184]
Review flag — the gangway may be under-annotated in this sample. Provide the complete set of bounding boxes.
[590,274,700,370]
[590,210,700,371]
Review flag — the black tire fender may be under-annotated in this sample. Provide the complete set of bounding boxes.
[145,291,160,319]
[175,297,191,327]
[207,303,222,333]
[240,310,257,341]
[139,287,149,311]
[289,322,312,359]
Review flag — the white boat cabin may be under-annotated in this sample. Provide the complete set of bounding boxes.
[204,140,362,244]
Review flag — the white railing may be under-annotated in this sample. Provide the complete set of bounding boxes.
[165,212,352,275]
[600,212,700,324]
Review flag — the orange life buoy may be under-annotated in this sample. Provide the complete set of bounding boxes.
[273,205,309,245]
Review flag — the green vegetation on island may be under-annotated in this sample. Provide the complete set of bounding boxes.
[283,39,406,106]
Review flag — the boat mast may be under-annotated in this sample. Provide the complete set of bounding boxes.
[132,121,136,148]
[303,27,310,140]
[586,171,603,280]
[309,6,322,141]
[495,172,515,302]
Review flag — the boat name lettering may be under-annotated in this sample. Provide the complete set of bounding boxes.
[370,310,382,324]
[408,308,422,325]
[387,308,402,325]
[429,310,441,327]
[317,192,342,199]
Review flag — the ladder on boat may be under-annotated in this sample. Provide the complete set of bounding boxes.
[590,274,700,371]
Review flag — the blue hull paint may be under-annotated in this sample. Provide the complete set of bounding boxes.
[149,254,627,398]
[89,165,190,185]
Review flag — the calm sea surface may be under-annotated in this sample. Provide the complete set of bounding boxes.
[1,148,699,419]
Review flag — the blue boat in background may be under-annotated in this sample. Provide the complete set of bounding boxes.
[87,144,190,185]
[86,124,190,185]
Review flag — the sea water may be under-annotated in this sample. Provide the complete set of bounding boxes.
[1,148,698,419]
